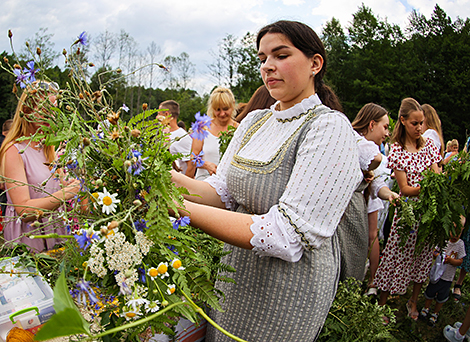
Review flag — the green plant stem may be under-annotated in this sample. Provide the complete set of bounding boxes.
[29,234,74,239]
[180,291,248,342]
[83,302,186,340]
[81,290,248,342]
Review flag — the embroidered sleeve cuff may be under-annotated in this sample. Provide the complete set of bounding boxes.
[249,206,303,262]
[205,175,237,211]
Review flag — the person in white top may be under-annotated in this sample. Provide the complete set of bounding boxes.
[159,100,192,174]
[185,87,239,180]
[422,104,445,158]
[170,20,362,341]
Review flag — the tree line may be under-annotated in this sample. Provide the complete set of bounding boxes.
[0,4,469,143]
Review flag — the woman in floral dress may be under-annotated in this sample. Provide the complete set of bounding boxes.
[374,97,441,321]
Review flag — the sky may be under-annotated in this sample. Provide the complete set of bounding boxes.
[1,0,469,96]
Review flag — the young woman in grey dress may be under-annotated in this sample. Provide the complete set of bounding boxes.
[171,20,362,341]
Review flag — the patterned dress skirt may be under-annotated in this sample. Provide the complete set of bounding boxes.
[374,207,433,294]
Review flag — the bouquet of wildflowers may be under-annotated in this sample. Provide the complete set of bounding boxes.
[1,30,238,341]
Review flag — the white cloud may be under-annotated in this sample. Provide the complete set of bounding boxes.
[1,0,470,96]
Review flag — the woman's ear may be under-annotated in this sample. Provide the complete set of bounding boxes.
[311,54,323,75]
[369,120,376,131]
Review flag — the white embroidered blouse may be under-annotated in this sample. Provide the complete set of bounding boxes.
[206,94,362,262]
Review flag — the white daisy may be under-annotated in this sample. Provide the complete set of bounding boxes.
[147,267,159,279]
[145,300,161,313]
[121,308,141,321]
[127,297,149,311]
[157,262,169,278]
[97,187,120,215]
[171,259,185,270]
[167,284,176,295]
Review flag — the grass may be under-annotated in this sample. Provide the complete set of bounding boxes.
[368,268,470,341]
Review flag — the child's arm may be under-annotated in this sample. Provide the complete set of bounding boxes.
[395,170,420,196]
[444,256,463,267]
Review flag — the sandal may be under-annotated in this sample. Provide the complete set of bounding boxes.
[406,300,419,321]
[428,313,438,327]
[419,307,429,320]
[453,284,462,301]
[366,287,377,296]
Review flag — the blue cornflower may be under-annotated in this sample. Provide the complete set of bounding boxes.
[191,151,205,167]
[66,160,79,171]
[137,267,146,283]
[24,61,40,82]
[77,31,88,46]
[119,281,132,295]
[190,112,211,141]
[122,104,129,112]
[167,245,179,255]
[134,219,148,232]
[13,69,30,89]
[172,216,190,230]
[127,149,148,176]
[76,279,98,306]
[74,229,99,250]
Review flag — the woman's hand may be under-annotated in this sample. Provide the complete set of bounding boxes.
[388,191,399,203]
[202,161,217,176]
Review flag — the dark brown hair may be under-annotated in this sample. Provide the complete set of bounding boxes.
[159,100,180,119]
[235,85,276,122]
[391,98,425,150]
[256,20,342,112]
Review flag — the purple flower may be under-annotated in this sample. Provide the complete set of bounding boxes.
[138,267,146,283]
[191,151,205,167]
[173,216,190,230]
[77,31,88,46]
[76,279,98,305]
[119,281,132,295]
[127,149,147,176]
[122,104,129,112]
[134,219,148,232]
[190,112,211,141]
[167,245,179,255]
[13,69,30,88]
[74,229,99,250]
[24,61,39,82]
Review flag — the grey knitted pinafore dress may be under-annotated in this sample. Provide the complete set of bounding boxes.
[336,180,369,282]
[206,105,341,342]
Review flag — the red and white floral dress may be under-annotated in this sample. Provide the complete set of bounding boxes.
[374,138,441,294]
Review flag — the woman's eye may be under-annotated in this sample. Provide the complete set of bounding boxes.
[259,59,266,65]
[278,55,288,60]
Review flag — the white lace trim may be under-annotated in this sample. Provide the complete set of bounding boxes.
[205,176,237,211]
[354,131,380,171]
[249,206,303,262]
[271,94,322,120]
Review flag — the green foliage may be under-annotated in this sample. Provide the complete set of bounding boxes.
[218,125,237,157]
[35,271,90,341]
[318,278,397,342]
[394,151,470,253]
[0,33,232,341]
[321,4,470,145]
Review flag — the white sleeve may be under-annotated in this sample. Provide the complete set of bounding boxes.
[357,137,381,171]
[423,129,441,151]
[205,111,261,211]
[250,113,362,261]
[170,135,193,162]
